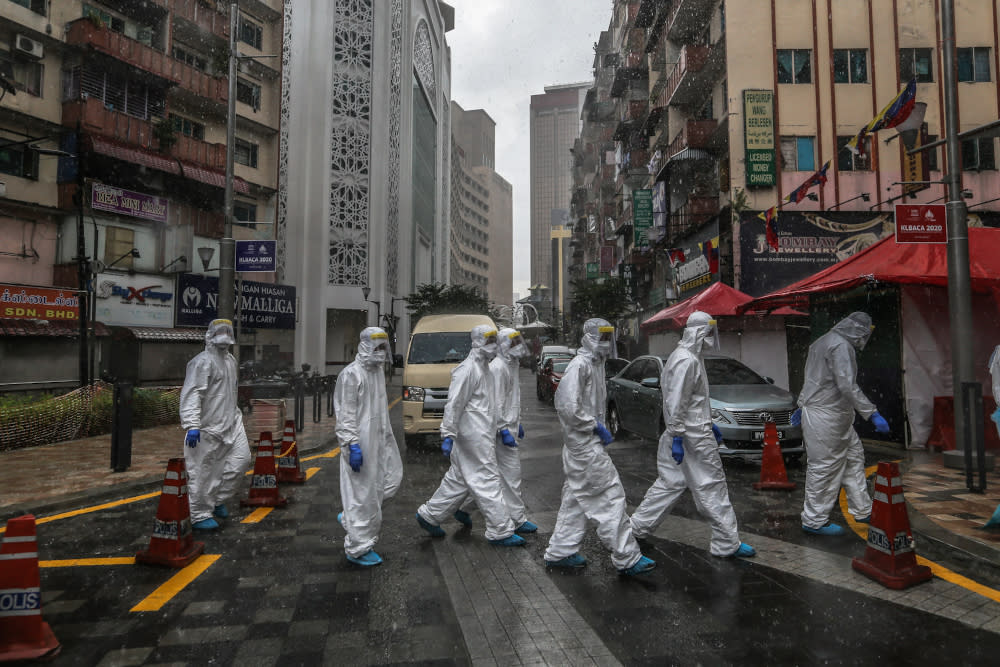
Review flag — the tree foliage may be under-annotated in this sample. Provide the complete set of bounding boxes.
[567,277,629,334]
[403,282,500,322]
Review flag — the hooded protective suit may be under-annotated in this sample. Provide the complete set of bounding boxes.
[543,318,644,571]
[179,319,251,523]
[417,324,517,541]
[629,311,743,556]
[798,312,877,530]
[989,347,1000,434]
[334,327,404,559]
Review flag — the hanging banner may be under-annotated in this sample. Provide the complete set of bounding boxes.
[895,204,947,243]
[236,240,277,272]
[0,284,80,320]
[632,189,653,249]
[743,89,776,187]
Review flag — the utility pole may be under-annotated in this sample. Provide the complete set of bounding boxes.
[76,124,89,387]
[219,1,238,329]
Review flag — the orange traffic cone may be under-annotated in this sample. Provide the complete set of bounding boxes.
[241,432,288,508]
[852,461,932,589]
[276,420,306,484]
[753,422,796,490]
[0,514,61,662]
[136,458,205,568]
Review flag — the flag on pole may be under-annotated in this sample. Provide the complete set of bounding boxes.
[758,206,779,251]
[701,237,719,274]
[784,160,831,204]
[668,248,686,265]
[847,78,917,156]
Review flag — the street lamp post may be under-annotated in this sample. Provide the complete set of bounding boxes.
[75,135,89,388]
[361,285,381,324]
[218,1,238,326]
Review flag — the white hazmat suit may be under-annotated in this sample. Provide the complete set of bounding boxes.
[989,346,1000,434]
[417,324,518,542]
[334,327,404,564]
[179,319,251,525]
[630,311,748,557]
[544,318,647,572]
[799,312,880,532]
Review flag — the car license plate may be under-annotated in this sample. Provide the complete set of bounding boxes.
[751,430,784,441]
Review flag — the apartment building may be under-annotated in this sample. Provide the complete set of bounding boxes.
[0,0,284,390]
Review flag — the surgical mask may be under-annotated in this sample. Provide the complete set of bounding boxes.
[597,341,612,355]
[371,347,387,364]
[482,342,498,359]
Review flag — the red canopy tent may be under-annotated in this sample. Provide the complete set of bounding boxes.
[740,227,1000,313]
[641,282,753,334]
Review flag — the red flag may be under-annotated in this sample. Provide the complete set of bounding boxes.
[758,207,779,251]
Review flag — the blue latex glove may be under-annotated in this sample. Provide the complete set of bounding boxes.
[871,411,890,434]
[500,428,518,448]
[790,408,802,426]
[441,437,454,458]
[593,422,614,446]
[992,407,1000,425]
[518,423,525,439]
[348,443,363,472]
[711,423,723,444]
[185,429,200,448]
[671,436,684,465]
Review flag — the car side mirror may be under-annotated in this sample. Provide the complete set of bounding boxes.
[393,354,404,368]
[763,376,774,384]
[640,377,660,388]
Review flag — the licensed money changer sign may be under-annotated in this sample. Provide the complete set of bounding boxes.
[633,189,653,250]
[743,89,776,187]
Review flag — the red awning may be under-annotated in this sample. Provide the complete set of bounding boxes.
[0,319,110,337]
[641,281,753,334]
[740,227,1000,313]
[88,136,250,194]
[113,326,205,342]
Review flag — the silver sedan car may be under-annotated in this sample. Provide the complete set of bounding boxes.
[606,354,804,462]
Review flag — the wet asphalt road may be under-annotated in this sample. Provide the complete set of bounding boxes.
[19,369,1000,665]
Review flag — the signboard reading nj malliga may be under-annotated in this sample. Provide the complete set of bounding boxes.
[177,274,295,329]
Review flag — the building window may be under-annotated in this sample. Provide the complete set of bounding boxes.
[238,14,263,50]
[9,0,46,15]
[780,136,816,171]
[0,143,39,180]
[67,67,166,120]
[777,49,811,84]
[962,138,996,171]
[103,226,135,269]
[957,47,991,83]
[833,49,868,83]
[836,136,872,171]
[233,200,258,226]
[0,52,43,97]
[169,114,205,140]
[235,77,261,110]
[172,45,207,72]
[899,48,933,83]
[234,138,258,168]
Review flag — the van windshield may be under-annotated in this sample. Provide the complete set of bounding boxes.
[407,332,472,365]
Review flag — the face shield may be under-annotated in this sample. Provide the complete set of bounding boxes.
[581,318,617,360]
[686,311,720,353]
[206,318,235,348]
[503,329,528,359]
[358,326,389,368]
[471,325,499,361]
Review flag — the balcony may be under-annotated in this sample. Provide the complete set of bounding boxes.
[66,19,228,105]
[156,0,231,41]
[666,196,719,241]
[665,0,717,42]
[667,119,718,160]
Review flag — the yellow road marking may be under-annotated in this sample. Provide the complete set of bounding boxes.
[242,508,272,524]
[305,467,320,480]
[304,448,340,461]
[130,554,220,612]
[1,491,161,534]
[388,396,401,410]
[40,557,136,568]
[840,462,1000,603]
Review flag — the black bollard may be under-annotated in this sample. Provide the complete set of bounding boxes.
[312,382,321,423]
[326,375,336,417]
[110,381,134,472]
[295,378,305,434]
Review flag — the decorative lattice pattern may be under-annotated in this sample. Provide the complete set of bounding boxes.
[414,19,436,102]
[385,0,402,295]
[329,0,373,286]
[276,0,294,284]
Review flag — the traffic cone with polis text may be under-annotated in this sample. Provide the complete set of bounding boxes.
[276,420,306,484]
[852,461,932,589]
[136,458,205,568]
[0,514,61,662]
[752,421,796,490]
[241,432,288,508]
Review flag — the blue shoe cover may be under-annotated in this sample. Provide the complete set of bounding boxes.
[453,510,473,526]
[337,512,344,527]
[802,523,845,536]
[192,517,219,531]
[515,520,538,534]
[620,555,656,576]
[545,553,587,569]
[728,542,756,558]
[416,513,446,537]
[346,550,383,567]
[856,515,871,524]
[213,504,228,519]
[488,534,526,547]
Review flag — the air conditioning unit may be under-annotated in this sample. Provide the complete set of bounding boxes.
[15,34,44,60]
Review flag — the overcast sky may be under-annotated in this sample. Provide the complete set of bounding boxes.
[445,1,613,299]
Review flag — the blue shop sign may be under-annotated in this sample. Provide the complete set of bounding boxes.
[177,274,295,329]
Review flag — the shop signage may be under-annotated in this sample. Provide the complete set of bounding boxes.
[91,183,168,224]
[177,274,295,330]
[599,244,615,273]
[0,284,79,320]
[586,262,599,279]
[93,272,175,327]
[622,263,635,301]
[632,189,653,249]
[743,89,776,188]
[894,204,947,244]
[236,240,277,272]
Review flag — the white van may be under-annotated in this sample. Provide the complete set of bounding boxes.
[401,313,496,447]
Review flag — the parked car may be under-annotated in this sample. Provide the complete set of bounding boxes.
[605,354,804,462]
[536,345,575,374]
[536,357,571,402]
[605,357,629,377]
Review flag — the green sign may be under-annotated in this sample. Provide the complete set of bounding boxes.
[632,189,653,249]
[586,262,599,279]
[743,89,776,188]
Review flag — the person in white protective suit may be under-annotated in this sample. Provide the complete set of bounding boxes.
[334,327,404,567]
[794,311,889,536]
[989,346,1000,436]
[416,325,525,547]
[179,319,252,531]
[629,311,756,558]
[453,328,538,534]
[543,318,655,575]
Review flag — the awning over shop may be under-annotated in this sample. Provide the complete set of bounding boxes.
[641,282,753,334]
[0,319,110,337]
[88,136,250,194]
[113,326,206,342]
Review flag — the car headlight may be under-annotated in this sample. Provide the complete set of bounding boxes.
[403,386,425,401]
[711,408,732,424]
